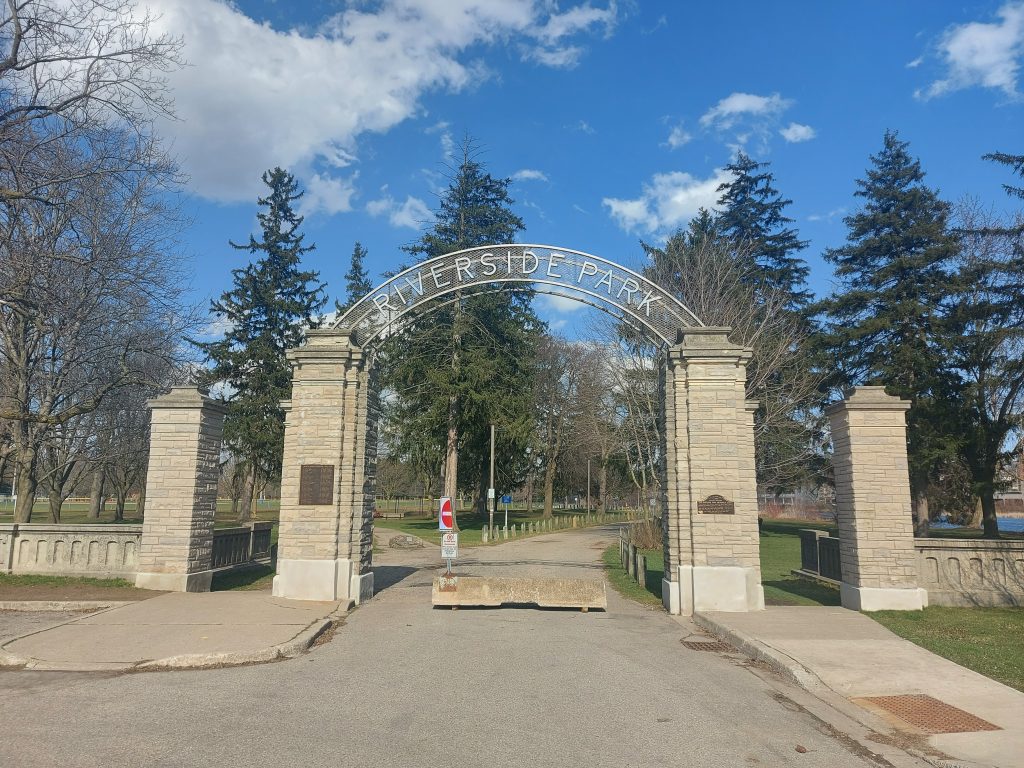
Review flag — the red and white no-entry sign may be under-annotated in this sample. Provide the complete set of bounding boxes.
[438,497,454,531]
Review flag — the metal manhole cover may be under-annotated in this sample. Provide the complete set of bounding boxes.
[856,695,1001,734]
[681,639,735,652]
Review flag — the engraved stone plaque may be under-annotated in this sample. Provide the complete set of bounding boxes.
[696,494,735,515]
[299,464,334,505]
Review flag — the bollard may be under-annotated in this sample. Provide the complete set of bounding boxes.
[637,555,647,589]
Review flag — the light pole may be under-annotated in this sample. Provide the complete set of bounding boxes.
[488,423,496,533]
[586,458,591,519]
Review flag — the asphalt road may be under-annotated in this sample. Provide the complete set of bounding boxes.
[1,526,883,767]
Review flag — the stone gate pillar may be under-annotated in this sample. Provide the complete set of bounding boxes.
[826,387,926,611]
[272,329,376,603]
[135,387,226,592]
[661,328,764,615]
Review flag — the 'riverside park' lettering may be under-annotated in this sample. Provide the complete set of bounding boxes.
[370,248,663,317]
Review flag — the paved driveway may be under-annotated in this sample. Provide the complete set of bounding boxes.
[1,527,885,767]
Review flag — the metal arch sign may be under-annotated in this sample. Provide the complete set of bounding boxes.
[331,244,703,346]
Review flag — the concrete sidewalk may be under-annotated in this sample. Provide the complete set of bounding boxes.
[694,606,1024,768]
[0,591,347,672]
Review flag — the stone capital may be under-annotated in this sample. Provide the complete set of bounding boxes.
[824,386,910,417]
[147,387,228,415]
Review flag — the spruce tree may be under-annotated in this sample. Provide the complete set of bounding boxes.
[336,241,373,315]
[716,152,811,311]
[815,131,960,529]
[379,140,542,514]
[196,168,326,521]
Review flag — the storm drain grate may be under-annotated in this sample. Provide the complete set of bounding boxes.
[856,694,1001,734]
[681,639,735,653]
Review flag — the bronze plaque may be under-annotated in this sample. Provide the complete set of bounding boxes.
[299,464,334,505]
[697,494,735,514]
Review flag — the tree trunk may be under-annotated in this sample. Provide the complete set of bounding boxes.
[136,482,147,519]
[968,497,983,528]
[114,490,126,521]
[13,446,37,523]
[542,463,556,519]
[238,470,255,524]
[911,494,930,538]
[88,470,104,519]
[525,472,534,515]
[598,461,608,513]
[980,492,1000,538]
[48,484,62,523]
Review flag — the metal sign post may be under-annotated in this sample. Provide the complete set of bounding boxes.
[501,494,512,528]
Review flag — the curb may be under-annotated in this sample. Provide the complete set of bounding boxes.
[0,600,353,672]
[0,600,136,612]
[692,612,828,693]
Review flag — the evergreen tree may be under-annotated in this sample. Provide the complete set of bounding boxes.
[379,140,542,514]
[815,131,960,529]
[716,152,811,310]
[196,168,326,521]
[336,241,373,315]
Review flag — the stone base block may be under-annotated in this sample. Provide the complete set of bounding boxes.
[134,570,213,593]
[674,565,764,616]
[662,577,681,615]
[841,583,928,611]
[272,558,375,603]
[350,571,374,605]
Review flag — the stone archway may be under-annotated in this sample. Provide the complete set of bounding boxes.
[271,245,764,615]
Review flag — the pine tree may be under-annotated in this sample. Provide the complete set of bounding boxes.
[336,241,373,315]
[379,140,542,515]
[716,152,811,311]
[815,131,961,530]
[196,168,327,521]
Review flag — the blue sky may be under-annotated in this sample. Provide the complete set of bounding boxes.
[145,1,1024,333]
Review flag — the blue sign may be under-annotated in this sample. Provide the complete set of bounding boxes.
[500,495,512,505]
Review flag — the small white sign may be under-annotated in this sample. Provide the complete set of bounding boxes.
[441,532,458,560]
[487,487,495,500]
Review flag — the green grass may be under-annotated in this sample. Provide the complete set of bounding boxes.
[0,498,282,529]
[758,521,841,606]
[601,544,664,607]
[211,563,276,591]
[871,607,1024,692]
[0,572,136,589]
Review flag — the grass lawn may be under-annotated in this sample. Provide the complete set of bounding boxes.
[211,563,276,591]
[871,607,1024,692]
[758,520,841,606]
[0,573,135,590]
[0,498,282,529]
[601,544,663,607]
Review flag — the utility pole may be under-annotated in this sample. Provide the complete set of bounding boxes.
[587,458,591,519]
[488,423,496,533]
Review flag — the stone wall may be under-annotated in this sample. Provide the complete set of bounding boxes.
[273,329,375,603]
[826,387,927,611]
[915,538,1024,607]
[135,388,227,592]
[0,523,142,578]
[661,327,763,616]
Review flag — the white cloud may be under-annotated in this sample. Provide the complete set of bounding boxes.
[699,92,792,129]
[538,293,585,313]
[526,3,617,67]
[367,192,431,229]
[807,207,846,223]
[145,0,616,205]
[906,56,924,69]
[569,119,596,134]
[299,173,358,217]
[602,168,732,235]
[512,168,549,181]
[919,2,1024,99]
[779,122,816,143]
[665,125,692,149]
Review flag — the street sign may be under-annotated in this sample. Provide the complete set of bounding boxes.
[441,532,458,560]
[487,487,495,500]
[439,497,454,531]
[500,495,512,505]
